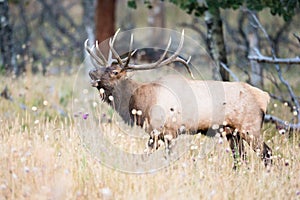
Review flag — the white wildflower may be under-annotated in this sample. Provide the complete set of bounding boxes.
[172,117,176,122]
[92,102,97,107]
[100,187,112,198]
[212,124,219,130]
[99,88,105,94]
[44,134,49,141]
[279,129,286,135]
[131,109,137,115]
[164,135,173,141]
[31,106,37,112]
[12,173,18,179]
[108,96,114,101]
[137,110,142,116]
[157,139,164,147]
[24,166,30,173]
[43,100,48,106]
[190,145,198,150]
[293,110,298,116]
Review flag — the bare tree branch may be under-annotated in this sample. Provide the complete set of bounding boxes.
[264,114,300,130]
[267,19,292,55]
[247,10,300,131]
[247,10,276,56]
[220,62,239,82]
[178,21,206,41]
[52,0,79,30]
[36,0,79,44]
[237,11,248,57]
[222,11,244,45]
[274,62,300,122]
[293,33,300,45]
[248,54,300,64]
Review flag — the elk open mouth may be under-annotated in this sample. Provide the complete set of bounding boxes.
[90,79,100,87]
[89,71,100,87]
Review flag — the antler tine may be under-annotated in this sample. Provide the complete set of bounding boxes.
[107,46,113,65]
[123,34,134,68]
[123,30,194,78]
[95,40,108,66]
[90,52,101,68]
[174,56,195,79]
[121,49,137,63]
[85,39,105,67]
[109,28,123,65]
[160,29,184,66]
[125,30,186,71]
[124,37,171,71]
[154,37,172,65]
[159,30,194,78]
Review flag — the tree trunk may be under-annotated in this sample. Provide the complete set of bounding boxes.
[94,0,116,58]
[205,8,229,81]
[0,0,15,74]
[247,12,263,88]
[95,0,115,42]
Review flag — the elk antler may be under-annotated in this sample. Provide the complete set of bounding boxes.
[109,28,123,66]
[108,29,137,66]
[95,40,108,66]
[85,29,194,79]
[85,39,107,67]
[121,30,194,79]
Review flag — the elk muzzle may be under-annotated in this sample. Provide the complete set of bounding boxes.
[89,70,100,87]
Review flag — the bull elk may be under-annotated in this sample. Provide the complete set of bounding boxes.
[85,29,272,166]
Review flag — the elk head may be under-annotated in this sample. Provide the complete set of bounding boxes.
[85,29,194,92]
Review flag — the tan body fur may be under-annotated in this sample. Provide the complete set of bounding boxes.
[90,67,272,165]
[86,29,272,166]
[129,75,270,151]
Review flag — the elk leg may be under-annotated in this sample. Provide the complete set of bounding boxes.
[147,129,164,151]
[262,142,272,166]
[242,134,272,167]
[147,128,177,156]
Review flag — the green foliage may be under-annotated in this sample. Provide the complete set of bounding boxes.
[127,0,137,9]
[59,90,72,107]
[128,0,153,9]
[8,0,30,5]
[0,65,5,75]
[8,0,20,3]
[127,0,299,20]
[108,107,115,119]
[246,0,299,21]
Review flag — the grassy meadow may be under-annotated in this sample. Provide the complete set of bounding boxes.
[0,74,300,200]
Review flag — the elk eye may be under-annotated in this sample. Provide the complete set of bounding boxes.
[112,70,119,75]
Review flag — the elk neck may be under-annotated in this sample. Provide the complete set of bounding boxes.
[103,78,141,124]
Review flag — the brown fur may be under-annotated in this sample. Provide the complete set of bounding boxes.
[129,83,158,127]
[89,67,272,166]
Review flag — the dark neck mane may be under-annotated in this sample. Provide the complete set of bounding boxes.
[104,79,140,124]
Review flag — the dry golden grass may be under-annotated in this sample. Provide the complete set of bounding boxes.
[0,75,300,200]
